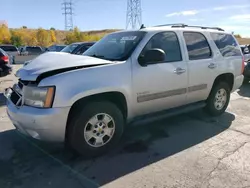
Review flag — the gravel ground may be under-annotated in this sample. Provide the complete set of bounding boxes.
[1,64,250,188]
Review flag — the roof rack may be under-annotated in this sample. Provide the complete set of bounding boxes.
[153,23,224,31]
[153,23,186,27]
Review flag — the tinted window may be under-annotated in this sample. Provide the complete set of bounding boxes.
[140,31,182,62]
[61,43,80,53]
[183,32,212,60]
[26,47,42,53]
[210,33,241,57]
[0,45,17,52]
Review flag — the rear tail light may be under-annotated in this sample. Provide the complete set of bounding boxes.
[1,56,9,63]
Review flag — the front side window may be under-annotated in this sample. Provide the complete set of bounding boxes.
[139,31,182,63]
[183,32,212,60]
[210,33,241,57]
[83,31,146,61]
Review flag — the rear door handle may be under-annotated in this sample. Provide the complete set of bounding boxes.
[174,68,186,75]
[208,63,217,69]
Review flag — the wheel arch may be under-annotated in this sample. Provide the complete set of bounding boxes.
[211,73,234,92]
[65,91,128,142]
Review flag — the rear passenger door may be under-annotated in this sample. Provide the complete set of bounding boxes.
[183,32,216,103]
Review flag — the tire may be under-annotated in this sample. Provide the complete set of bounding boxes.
[205,82,231,116]
[67,101,124,157]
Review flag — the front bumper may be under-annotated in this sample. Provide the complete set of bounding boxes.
[5,88,70,142]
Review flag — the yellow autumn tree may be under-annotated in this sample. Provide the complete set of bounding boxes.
[50,30,57,43]
[36,28,50,47]
[0,24,11,44]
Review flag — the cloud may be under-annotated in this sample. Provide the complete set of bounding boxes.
[166,10,199,17]
[230,14,250,20]
[189,18,204,22]
[166,4,250,17]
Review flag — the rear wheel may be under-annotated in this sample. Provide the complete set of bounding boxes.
[205,82,230,116]
[67,101,124,157]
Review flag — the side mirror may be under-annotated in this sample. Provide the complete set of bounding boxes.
[139,48,165,66]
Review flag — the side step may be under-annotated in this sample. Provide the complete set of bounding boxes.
[129,101,206,126]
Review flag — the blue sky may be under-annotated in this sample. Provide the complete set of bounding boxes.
[2,0,250,37]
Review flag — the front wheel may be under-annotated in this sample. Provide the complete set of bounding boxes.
[205,82,231,116]
[67,101,124,157]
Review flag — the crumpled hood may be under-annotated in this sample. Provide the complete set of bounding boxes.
[16,52,113,81]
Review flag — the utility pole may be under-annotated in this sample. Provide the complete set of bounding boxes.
[126,0,142,29]
[62,0,74,31]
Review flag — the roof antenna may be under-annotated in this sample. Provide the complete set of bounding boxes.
[140,24,145,29]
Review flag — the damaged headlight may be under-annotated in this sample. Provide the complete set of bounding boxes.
[23,86,55,108]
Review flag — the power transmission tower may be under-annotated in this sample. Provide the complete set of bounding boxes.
[62,0,74,31]
[126,0,142,29]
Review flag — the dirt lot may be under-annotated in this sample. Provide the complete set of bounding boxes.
[1,65,250,188]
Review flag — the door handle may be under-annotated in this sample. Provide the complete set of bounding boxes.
[174,67,186,75]
[208,63,217,69]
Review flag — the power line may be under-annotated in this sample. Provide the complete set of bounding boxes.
[126,0,142,29]
[62,0,74,31]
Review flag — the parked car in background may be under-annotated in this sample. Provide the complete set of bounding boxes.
[0,45,19,64]
[61,42,95,55]
[46,45,67,52]
[0,48,12,77]
[240,45,250,61]
[20,46,44,56]
[241,45,250,82]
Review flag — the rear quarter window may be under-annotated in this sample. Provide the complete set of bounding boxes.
[210,33,241,57]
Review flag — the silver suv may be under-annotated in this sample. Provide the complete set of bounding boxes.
[4,24,244,157]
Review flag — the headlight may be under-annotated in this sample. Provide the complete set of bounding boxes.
[244,61,247,66]
[23,86,55,108]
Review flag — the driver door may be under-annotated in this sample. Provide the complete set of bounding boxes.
[131,31,188,116]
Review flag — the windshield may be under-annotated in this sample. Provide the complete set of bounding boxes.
[83,31,146,61]
[61,43,80,53]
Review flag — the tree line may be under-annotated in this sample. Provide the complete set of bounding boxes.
[0,25,108,47]
[0,24,245,48]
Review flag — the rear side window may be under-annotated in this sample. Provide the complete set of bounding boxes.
[210,33,241,57]
[0,45,17,52]
[183,32,212,60]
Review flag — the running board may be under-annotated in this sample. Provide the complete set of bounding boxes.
[129,101,206,126]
